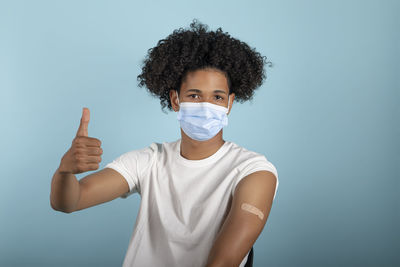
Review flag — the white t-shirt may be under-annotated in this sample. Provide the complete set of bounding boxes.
[105,138,279,267]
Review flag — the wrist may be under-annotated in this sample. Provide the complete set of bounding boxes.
[58,160,73,174]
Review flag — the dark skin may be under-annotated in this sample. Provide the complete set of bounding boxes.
[50,67,236,213]
[170,69,276,266]
[51,66,276,267]
[169,67,235,160]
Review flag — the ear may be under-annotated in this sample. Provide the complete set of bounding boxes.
[169,90,180,111]
[227,93,235,115]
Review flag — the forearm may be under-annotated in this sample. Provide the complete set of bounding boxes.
[50,166,80,213]
[205,246,236,267]
[205,258,234,267]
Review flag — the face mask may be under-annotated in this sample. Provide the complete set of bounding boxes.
[176,91,230,141]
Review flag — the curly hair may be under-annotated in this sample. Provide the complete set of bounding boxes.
[137,18,272,113]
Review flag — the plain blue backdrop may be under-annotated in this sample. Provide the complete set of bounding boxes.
[0,0,398,266]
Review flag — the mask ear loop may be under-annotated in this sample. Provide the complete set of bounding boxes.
[176,90,180,106]
[226,94,230,114]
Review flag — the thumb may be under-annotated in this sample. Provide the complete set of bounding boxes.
[76,107,90,137]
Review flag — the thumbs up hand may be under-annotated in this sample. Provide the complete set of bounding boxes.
[59,108,103,174]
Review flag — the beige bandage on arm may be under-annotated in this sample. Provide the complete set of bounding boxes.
[241,203,264,220]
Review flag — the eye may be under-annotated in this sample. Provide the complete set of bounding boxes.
[215,95,224,101]
[189,94,200,99]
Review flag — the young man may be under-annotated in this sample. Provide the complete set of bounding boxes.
[50,19,279,267]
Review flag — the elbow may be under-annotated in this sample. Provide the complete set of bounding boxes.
[53,206,74,214]
[50,200,74,214]
[50,199,59,211]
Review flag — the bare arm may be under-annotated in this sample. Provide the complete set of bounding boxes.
[50,107,131,213]
[50,168,80,213]
[50,167,130,213]
[74,167,130,212]
[205,170,277,267]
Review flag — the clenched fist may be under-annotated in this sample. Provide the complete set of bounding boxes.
[59,107,103,174]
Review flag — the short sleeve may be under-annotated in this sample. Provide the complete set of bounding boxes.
[231,155,279,200]
[105,143,157,199]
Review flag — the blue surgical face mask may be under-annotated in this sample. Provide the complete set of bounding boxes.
[176,90,230,141]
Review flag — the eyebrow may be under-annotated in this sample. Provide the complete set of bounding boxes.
[186,89,227,95]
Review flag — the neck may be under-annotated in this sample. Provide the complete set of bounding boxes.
[179,129,225,160]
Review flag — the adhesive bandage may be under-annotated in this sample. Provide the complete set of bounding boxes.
[241,203,264,220]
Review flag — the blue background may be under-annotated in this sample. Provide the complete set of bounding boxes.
[1,0,399,266]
